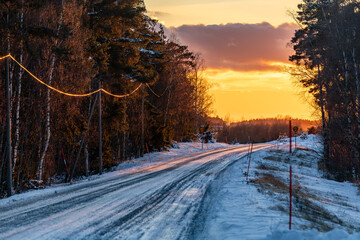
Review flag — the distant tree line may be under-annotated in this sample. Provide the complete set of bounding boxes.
[290,0,360,180]
[217,118,319,144]
[0,0,212,196]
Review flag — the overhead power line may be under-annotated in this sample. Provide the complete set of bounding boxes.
[1,54,142,98]
[102,84,143,98]
[0,54,10,61]
[146,83,171,98]
[146,83,161,98]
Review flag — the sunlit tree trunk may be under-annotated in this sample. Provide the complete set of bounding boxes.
[39,1,64,182]
[13,1,24,174]
[352,40,360,179]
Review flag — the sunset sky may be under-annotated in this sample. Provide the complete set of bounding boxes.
[145,0,315,121]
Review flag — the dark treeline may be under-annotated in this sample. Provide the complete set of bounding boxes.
[218,118,319,144]
[0,0,212,196]
[290,0,360,181]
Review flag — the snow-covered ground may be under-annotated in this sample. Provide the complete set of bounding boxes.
[1,137,360,240]
[0,142,231,208]
[195,135,360,239]
[0,142,271,240]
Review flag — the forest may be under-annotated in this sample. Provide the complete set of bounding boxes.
[217,118,319,144]
[0,0,212,197]
[290,0,360,181]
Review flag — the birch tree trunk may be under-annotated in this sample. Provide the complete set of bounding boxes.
[6,6,13,195]
[342,50,357,177]
[352,41,360,179]
[38,2,64,182]
[13,1,24,173]
[343,51,352,128]
[0,124,5,189]
[38,56,55,182]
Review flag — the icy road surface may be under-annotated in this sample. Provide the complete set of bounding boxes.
[0,144,271,240]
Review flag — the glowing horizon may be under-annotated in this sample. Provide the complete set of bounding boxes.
[205,69,316,121]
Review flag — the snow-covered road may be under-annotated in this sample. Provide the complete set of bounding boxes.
[0,144,271,240]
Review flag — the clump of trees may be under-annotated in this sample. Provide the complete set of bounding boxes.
[0,0,212,196]
[290,0,360,181]
[218,118,319,144]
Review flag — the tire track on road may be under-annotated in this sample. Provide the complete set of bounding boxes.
[0,144,271,240]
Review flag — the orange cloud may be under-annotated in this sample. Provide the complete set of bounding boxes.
[171,22,297,72]
[166,21,314,120]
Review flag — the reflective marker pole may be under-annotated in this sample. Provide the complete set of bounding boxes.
[246,142,253,181]
[289,119,292,230]
[289,165,292,230]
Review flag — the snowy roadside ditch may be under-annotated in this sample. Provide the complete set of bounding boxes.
[194,135,360,239]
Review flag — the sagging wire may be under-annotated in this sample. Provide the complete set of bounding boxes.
[1,54,142,98]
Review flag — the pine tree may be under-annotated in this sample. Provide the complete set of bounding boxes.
[290,0,360,180]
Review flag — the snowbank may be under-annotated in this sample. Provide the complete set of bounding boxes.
[264,229,360,240]
[0,141,232,207]
[197,135,360,239]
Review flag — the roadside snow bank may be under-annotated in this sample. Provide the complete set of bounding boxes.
[264,229,360,240]
[197,135,360,239]
[0,141,232,207]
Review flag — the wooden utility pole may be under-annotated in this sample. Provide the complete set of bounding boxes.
[141,96,144,157]
[70,94,98,181]
[6,54,12,196]
[99,81,102,175]
[6,9,12,197]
